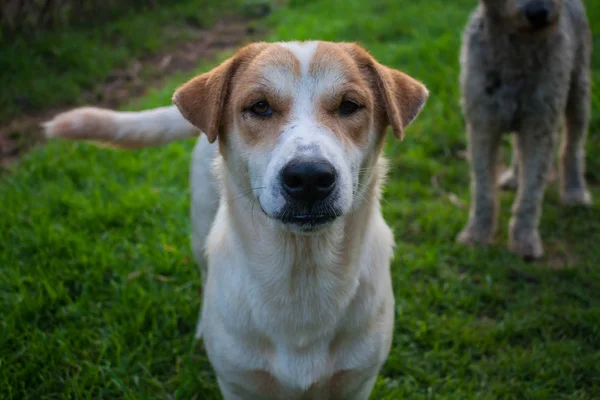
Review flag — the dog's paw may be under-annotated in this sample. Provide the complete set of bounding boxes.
[508,226,544,260]
[498,169,518,191]
[456,225,495,247]
[560,188,592,207]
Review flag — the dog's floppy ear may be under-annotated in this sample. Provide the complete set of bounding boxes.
[371,63,429,140]
[172,43,267,143]
[341,42,428,140]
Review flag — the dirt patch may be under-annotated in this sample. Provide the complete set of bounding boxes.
[0,15,264,170]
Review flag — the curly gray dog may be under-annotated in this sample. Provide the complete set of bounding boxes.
[457,0,593,259]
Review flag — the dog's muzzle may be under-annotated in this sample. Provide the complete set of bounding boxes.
[275,158,342,228]
[524,0,552,30]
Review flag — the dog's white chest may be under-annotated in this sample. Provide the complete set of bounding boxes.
[272,340,332,391]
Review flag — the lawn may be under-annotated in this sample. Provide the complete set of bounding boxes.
[1,0,600,398]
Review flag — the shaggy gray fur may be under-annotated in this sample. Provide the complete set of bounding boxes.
[457,0,593,259]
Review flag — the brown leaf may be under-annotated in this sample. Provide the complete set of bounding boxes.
[447,192,465,208]
[127,271,142,280]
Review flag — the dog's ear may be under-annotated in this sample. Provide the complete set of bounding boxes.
[341,43,428,140]
[371,64,429,140]
[172,43,267,143]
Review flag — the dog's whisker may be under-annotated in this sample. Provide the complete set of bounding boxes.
[229,187,267,203]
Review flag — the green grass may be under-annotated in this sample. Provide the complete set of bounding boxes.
[1,0,600,398]
[0,0,246,124]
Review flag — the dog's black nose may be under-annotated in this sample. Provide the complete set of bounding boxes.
[525,1,550,29]
[281,160,337,202]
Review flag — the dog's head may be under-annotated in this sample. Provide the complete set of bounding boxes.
[173,41,428,233]
[481,0,564,32]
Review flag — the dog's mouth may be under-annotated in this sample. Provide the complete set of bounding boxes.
[530,20,558,32]
[278,212,340,227]
[260,202,343,232]
[519,15,559,34]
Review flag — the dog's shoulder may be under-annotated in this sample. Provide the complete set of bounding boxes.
[462,6,487,44]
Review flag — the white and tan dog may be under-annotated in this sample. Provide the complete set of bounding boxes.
[44,41,428,400]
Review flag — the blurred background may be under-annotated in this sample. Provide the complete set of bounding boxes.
[0,0,273,164]
[1,0,599,398]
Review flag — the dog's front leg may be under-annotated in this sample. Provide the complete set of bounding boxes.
[561,65,593,206]
[509,124,559,259]
[457,122,502,246]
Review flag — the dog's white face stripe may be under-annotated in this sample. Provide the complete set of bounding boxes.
[278,41,319,77]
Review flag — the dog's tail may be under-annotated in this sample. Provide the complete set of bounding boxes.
[43,106,200,149]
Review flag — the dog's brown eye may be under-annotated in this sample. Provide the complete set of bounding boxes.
[249,100,272,117]
[338,100,361,116]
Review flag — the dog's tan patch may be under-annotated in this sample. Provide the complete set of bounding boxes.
[230,45,302,147]
[340,43,429,141]
[309,42,374,147]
